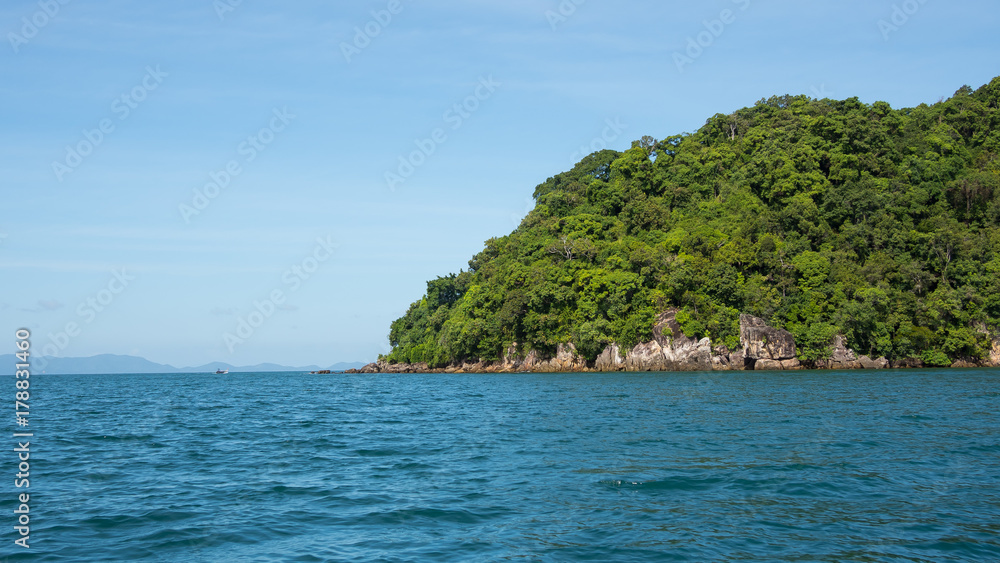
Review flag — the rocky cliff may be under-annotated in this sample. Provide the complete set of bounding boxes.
[738,314,799,370]
[352,312,999,374]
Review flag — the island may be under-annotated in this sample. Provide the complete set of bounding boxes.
[360,77,1000,374]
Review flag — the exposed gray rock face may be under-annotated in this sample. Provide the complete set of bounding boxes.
[500,343,524,371]
[595,343,626,371]
[857,355,889,370]
[816,335,863,369]
[727,348,745,371]
[753,358,803,371]
[365,359,429,373]
[991,338,1000,367]
[493,342,588,373]
[619,309,714,372]
[831,335,858,364]
[523,343,588,372]
[358,314,983,374]
[624,340,666,372]
[739,314,796,369]
[711,345,742,371]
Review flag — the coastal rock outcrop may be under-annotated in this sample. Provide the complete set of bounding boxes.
[830,335,858,367]
[524,343,588,372]
[813,335,890,370]
[711,345,742,371]
[857,355,889,369]
[493,342,589,373]
[359,360,430,373]
[595,343,626,371]
[354,314,986,374]
[991,337,1000,367]
[738,314,797,370]
[619,309,715,372]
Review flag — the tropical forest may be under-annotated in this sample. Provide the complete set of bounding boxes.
[385,77,1000,369]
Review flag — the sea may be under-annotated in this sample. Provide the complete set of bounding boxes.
[3,369,999,561]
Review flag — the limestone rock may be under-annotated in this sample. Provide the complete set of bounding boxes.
[857,356,888,370]
[739,314,797,361]
[781,358,803,370]
[595,343,626,371]
[754,359,783,371]
[990,338,1000,367]
[620,309,715,371]
[711,345,734,370]
[728,348,745,370]
[830,335,857,363]
[751,358,802,371]
[659,310,714,370]
[625,340,664,372]
[502,343,525,371]
[821,335,862,369]
[523,343,587,372]
[551,343,587,371]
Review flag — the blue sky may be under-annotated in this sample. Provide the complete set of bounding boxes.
[2,0,998,368]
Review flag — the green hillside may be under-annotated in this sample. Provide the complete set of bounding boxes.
[386,78,1000,368]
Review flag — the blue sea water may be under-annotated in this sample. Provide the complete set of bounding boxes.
[3,369,999,561]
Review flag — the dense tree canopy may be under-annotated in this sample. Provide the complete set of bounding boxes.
[386,78,1000,368]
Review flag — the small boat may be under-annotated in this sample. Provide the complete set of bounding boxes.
[215,368,229,374]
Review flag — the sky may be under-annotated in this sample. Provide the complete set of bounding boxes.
[1,0,998,368]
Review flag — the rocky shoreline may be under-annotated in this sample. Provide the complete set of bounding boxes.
[349,310,1000,374]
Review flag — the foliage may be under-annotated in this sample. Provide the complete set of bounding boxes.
[385,78,1000,367]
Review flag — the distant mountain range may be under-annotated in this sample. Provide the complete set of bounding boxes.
[0,354,366,375]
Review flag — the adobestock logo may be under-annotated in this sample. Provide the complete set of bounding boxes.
[340,0,408,64]
[179,107,296,223]
[569,118,627,163]
[33,268,136,371]
[878,0,929,41]
[7,0,71,54]
[222,235,338,352]
[546,0,586,30]
[51,65,168,182]
[384,75,500,191]
[673,0,751,73]
[213,0,244,22]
